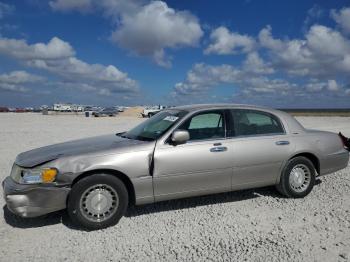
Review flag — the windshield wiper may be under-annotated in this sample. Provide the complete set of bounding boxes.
[116,132,129,139]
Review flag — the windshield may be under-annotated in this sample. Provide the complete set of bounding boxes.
[122,110,188,141]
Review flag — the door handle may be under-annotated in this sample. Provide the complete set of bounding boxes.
[210,146,227,152]
[276,141,290,145]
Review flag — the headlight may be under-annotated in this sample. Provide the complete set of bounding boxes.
[21,168,58,184]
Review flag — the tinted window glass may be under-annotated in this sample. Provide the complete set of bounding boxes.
[231,110,284,136]
[179,111,225,141]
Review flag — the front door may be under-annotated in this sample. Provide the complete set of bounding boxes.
[153,110,232,201]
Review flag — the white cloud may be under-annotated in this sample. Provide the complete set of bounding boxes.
[258,24,350,77]
[0,37,75,60]
[0,2,14,19]
[306,79,341,93]
[306,82,325,92]
[303,5,323,30]
[0,70,44,83]
[173,63,241,95]
[171,62,350,101]
[243,52,274,74]
[29,57,138,93]
[50,0,203,67]
[331,7,350,34]
[204,26,255,55]
[0,36,138,94]
[111,1,203,67]
[172,63,293,97]
[327,79,339,91]
[0,71,44,92]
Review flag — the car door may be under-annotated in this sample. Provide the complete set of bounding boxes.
[225,109,294,190]
[153,110,233,201]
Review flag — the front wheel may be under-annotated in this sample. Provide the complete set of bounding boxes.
[276,156,316,198]
[67,174,128,230]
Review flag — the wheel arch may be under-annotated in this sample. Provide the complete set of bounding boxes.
[71,169,136,206]
[288,152,320,175]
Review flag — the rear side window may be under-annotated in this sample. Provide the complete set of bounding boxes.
[179,111,225,141]
[231,109,284,136]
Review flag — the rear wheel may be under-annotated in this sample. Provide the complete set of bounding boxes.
[276,156,315,198]
[67,174,128,230]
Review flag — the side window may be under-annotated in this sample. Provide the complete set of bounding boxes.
[231,110,284,136]
[179,111,225,141]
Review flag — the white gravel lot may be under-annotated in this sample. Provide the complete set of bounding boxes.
[0,113,349,262]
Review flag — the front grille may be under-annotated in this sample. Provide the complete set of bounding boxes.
[10,164,22,183]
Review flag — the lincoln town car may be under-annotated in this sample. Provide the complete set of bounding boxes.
[3,104,349,229]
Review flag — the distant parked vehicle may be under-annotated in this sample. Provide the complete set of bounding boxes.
[53,103,84,112]
[53,103,72,112]
[142,105,165,118]
[94,107,118,117]
[117,107,125,112]
[15,108,26,113]
[0,107,9,112]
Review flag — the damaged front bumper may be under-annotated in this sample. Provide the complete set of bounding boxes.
[2,176,70,217]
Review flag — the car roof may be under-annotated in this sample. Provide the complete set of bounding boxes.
[172,103,273,112]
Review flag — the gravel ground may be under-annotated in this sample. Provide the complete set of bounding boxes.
[0,113,349,262]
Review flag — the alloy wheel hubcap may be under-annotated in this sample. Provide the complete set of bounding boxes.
[289,164,311,192]
[80,184,119,222]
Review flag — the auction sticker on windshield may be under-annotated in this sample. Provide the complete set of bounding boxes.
[164,116,179,122]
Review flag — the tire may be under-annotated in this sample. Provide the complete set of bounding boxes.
[276,156,315,198]
[67,174,128,230]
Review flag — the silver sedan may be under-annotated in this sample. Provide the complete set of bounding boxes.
[3,104,350,230]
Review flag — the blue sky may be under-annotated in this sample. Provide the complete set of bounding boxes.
[0,0,350,108]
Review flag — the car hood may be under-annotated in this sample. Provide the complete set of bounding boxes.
[15,134,150,168]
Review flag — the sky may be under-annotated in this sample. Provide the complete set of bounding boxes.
[0,0,350,108]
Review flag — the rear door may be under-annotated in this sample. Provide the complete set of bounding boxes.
[225,109,294,189]
[153,110,233,201]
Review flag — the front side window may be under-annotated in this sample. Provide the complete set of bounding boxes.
[231,109,284,136]
[179,111,225,141]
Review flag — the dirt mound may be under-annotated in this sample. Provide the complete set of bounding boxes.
[119,106,144,118]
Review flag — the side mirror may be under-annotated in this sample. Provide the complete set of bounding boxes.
[171,130,189,145]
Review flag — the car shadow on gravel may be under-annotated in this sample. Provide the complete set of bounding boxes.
[3,206,72,229]
[126,179,322,218]
[3,179,322,230]
[126,185,288,218]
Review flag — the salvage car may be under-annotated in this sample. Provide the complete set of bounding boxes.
[3,104,350,230]
[141,105,165,118]
[93,107,118,117]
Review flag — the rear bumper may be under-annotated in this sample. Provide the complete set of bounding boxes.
[2,176,70,217]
